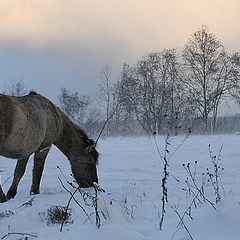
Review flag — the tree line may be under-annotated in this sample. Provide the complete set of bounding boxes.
[4,26,240,137]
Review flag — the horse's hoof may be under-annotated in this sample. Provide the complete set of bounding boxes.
[0,185,7,203]
[6,189,17,200]
[0,196,7,203]
[30,192,38,195]
[30,190,39,195]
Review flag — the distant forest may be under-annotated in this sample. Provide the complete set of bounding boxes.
[4,26,240,137]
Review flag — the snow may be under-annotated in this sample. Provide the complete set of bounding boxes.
[0,134,240,239]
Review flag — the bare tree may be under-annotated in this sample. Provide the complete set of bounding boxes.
[118,62,150,133]
[118,50,189,134]
[5,80,28,96]
[58,88,101,137]
[182,26,239,132]
[159,49,193,134]
[96,65,119,136]
[228,53,240,107]
[115,64,142,135]
[210,53,240,132]
[58,88,90,125]
[84,107,101,137]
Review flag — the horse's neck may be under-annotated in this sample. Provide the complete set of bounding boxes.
[54,114,87,158]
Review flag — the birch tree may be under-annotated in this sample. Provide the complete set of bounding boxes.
[183,26,239,132]
[118,50,188,134]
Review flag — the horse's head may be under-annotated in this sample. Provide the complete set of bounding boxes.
[54,115,100,189]
[70,137,99,188]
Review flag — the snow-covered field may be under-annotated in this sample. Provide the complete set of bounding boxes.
[1,134,240,240]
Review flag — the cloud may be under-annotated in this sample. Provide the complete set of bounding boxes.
[0,0,239,53]
[0,1,131,48]
[0,0,239,102]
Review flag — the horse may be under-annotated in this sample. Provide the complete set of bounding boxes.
[0,91,99,203]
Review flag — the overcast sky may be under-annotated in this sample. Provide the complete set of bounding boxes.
[0,0,239,103]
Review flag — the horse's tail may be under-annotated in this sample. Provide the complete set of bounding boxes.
[0,95,14,148]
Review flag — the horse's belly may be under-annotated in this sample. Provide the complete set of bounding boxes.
[1,138,41,159]
[0,148,30,159]
[1,136,40,159]
[1,123,45,159]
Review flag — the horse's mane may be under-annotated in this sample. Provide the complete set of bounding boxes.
[58,106,99,165]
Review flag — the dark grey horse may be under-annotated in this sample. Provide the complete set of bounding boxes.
[0,91,99,203]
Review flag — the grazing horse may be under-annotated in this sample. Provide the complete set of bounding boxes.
[0,91,99,203]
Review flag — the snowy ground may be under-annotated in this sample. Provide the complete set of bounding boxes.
[1,134,240,240]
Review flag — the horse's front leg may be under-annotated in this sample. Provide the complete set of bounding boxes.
[7,156,30,200]
[30,146,51,195]
[0,184,7,203]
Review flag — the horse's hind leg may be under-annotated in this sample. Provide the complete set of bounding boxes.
[30,146,51,195]
[7,156,30,200]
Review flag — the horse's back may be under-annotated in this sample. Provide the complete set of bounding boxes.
[0,93,63,158]
[17,92,64,149]
[23,93,64,148]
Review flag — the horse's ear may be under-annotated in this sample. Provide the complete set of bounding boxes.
[85,139,96,153]
[86,144,95,153]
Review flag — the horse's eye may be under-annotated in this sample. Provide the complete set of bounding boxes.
[87,139,94,146]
